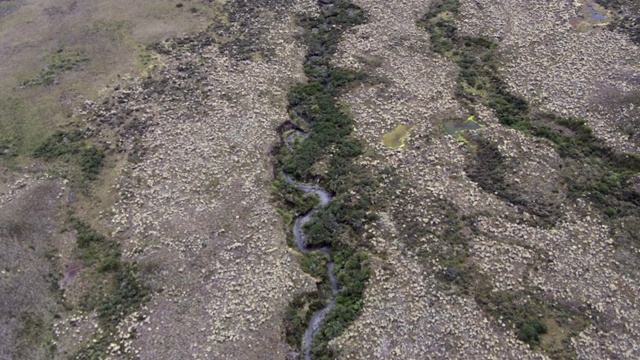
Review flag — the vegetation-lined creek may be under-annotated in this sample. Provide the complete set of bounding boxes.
[283,120,338,360]
[283,164,337,360]
[273,0,377,358]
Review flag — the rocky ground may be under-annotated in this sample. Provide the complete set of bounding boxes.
[458,0,640,153]
[91,1,320,358]
[1,0,639,359]
[328,0,640,359]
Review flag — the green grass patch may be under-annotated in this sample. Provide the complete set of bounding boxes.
[20,47,90,87]
[0,96,59,159]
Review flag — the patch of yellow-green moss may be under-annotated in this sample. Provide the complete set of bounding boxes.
[382,124,411,148]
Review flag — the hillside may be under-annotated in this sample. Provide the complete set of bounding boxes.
[1,0,639,359]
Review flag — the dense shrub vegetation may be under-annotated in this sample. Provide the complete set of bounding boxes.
[518,319,548,346]
[273,1,379,358]
[33,130,106,181]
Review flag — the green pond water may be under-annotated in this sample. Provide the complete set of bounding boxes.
[443,117,482,135]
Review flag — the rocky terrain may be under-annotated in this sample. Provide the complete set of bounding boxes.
[1,0,639,359]
[328,0,640,358]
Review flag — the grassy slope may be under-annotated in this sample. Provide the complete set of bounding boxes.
[0,0,217,161]
[0,1,219,358]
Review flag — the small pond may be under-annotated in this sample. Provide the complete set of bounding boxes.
[588,6,607,21]
[442,117,482,135]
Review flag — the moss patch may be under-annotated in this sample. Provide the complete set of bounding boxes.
[382,124,412,148]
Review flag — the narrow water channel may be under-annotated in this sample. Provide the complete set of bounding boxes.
[283,154,337,360]
[277,1,367,357]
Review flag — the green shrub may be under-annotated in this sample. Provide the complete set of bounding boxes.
[34,130,106,181]
[79,146,105,180]
[518,319,548,347]
[74,219,106,248]
[97,265,149,326]
[33,130,84,160]
[98,256,121,273]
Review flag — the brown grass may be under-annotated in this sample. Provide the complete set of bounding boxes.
[0,180,65,360]
[0,0,220,160]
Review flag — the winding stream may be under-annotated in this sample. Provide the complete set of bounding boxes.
[282,142,337,360]
[278,1,366,357]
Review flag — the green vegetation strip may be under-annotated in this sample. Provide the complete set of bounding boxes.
[272,1,383,358]
[70,215,149,359]
[420,0,640,224]
[419,0,640,355]
[21,48,90,87]
[33,125,148,358]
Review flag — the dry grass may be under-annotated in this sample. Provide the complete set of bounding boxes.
[0,179,65,360]
[0,0,219,159]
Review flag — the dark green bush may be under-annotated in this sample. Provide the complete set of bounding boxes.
[34,130,106,181]
[79,146,105,180]
[33,130,84,160]
[74,219,106,248]
[97,265,149,327]
[518,319,548,346]
[272,178,319,215]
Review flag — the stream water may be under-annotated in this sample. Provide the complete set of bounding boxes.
[282,150,337,360]
[278,1,361,357]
